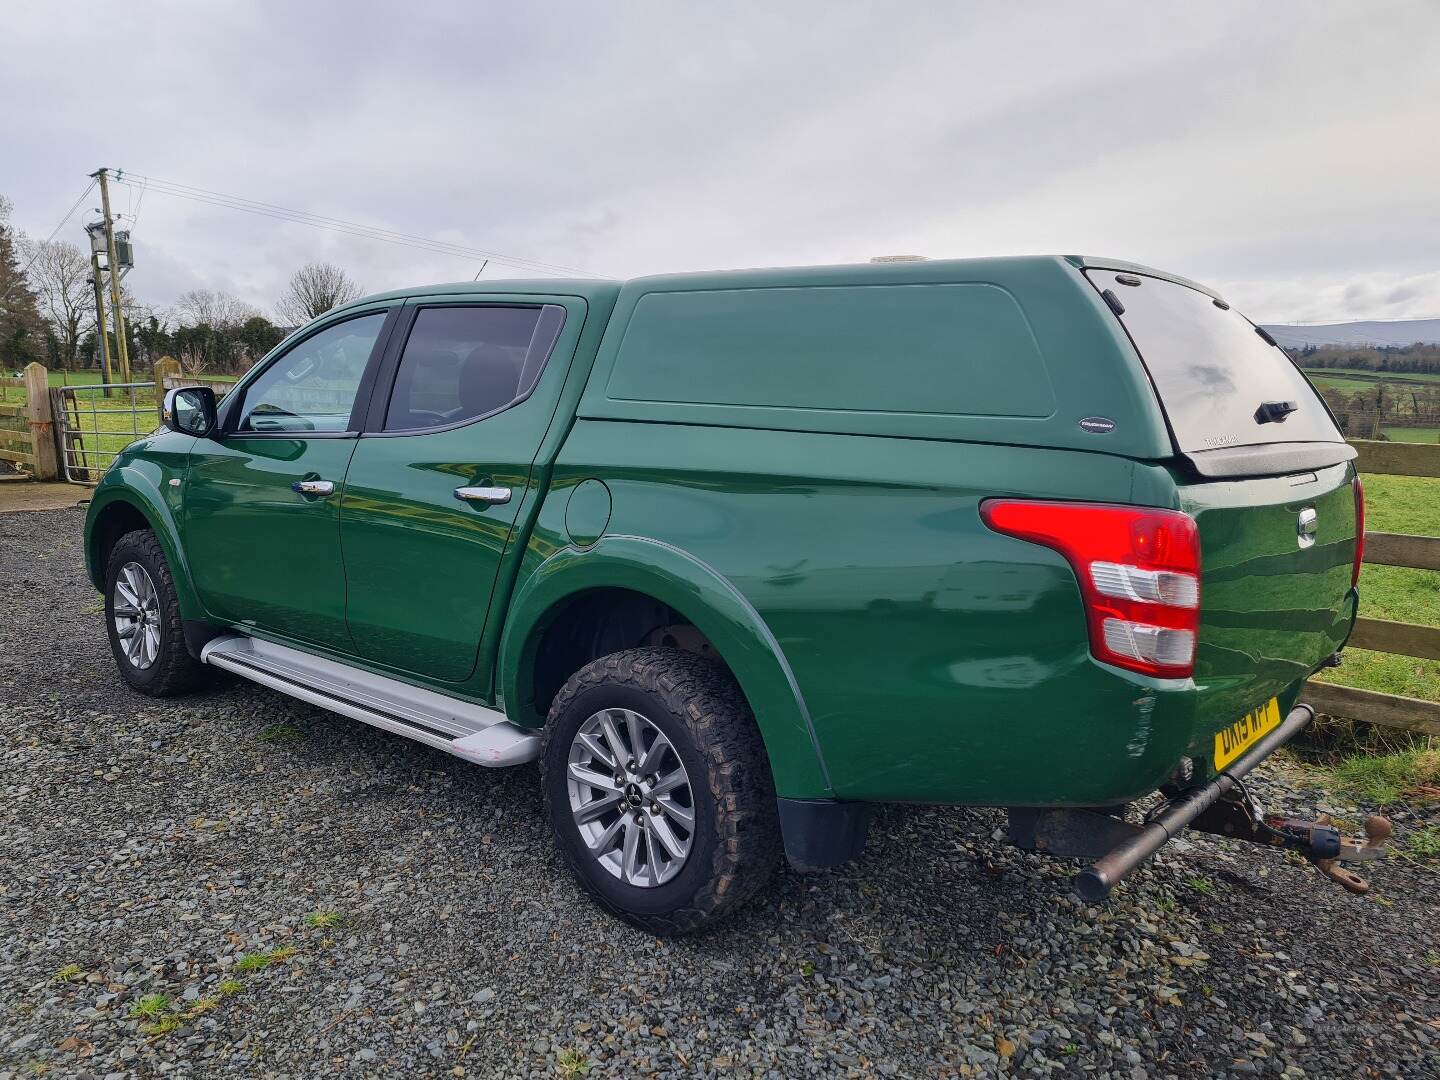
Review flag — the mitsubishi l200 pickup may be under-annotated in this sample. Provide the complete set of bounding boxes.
[84,256,1381,932]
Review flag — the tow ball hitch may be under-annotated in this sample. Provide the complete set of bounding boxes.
[1033,704,1396,901]
[1189,791,1392,894]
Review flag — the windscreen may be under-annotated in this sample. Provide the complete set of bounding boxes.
[1087,270,1341,453]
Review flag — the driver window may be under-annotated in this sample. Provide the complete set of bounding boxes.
[236,313,386,433]
[382,306,556,432]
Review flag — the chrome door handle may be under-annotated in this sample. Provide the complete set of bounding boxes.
[454,485,512,505]
[292,480,336,497]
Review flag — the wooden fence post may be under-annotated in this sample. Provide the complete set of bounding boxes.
[153,356,182,421]
[23,362,58,481]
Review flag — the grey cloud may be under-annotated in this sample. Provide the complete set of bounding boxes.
[2,0,1437,324]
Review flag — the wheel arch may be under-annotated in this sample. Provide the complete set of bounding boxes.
[85,482,203,622]
[499,535,833,799]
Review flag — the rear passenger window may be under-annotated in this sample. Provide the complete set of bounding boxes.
[605,284,1054,418]
[382,305,565,432]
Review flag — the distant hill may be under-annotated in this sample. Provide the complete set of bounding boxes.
[1262,319,1440,348]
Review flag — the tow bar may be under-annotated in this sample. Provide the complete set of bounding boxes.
[1009,704,1393,901]
[1184,794,1391,894]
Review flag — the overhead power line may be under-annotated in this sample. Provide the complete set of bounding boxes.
[112,172,595,278]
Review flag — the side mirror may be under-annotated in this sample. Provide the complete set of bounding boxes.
[162,386,218,437]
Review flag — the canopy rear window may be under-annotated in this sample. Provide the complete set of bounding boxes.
[1087,270,1341,453]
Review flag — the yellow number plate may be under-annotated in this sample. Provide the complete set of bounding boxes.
[1214,697,1282,770]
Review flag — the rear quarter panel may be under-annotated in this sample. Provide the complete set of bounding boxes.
[522,420,1207,805]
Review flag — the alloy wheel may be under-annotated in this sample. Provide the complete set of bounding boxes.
[566,708,696,887]
[113,561,161,670]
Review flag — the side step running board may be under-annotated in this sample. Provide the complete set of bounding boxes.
[201,634,541,767]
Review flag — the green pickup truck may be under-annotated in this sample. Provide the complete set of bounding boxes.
[84,256,1369,932]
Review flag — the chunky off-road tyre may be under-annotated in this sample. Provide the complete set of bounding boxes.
[541,647,781,935]
[104,529,206,697]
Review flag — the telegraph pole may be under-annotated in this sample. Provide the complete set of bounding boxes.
[86,241,114,387]
[91,168,132,382]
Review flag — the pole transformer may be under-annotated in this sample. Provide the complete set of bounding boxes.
[91,168,132,383]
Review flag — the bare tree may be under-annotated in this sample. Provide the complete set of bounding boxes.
[174,289,259,330]
[170,290,285,375]
[275,262,363,326]
[21,238,94,367]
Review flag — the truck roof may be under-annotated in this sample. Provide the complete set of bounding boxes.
[333,255,1222,313]
[335,277,622,312]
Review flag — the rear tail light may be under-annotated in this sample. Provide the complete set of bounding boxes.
[1351,475,1365,590]
[980,500,1202,678]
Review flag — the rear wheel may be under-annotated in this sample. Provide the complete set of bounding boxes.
[541,647,780,935]
[104,530,206,697]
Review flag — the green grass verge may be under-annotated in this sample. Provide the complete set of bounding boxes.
[1313,474,1440,706]
[1381,426,1440,444]
[1361,473,1440,535]
[1408,825,1440,857]
[1326,747,1439,804]
[1312,646,1440,704]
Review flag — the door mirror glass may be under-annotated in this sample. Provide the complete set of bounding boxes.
[162,386,217,437]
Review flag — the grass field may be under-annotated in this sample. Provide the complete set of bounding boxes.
[1306,373,1436,394]
[1381,426,1440,444]
[1299,366,1440,442]
[58,398,163,471]
[1313,473,1440,705]
[1300,366,1440,383]
[49,369,129,387]
[1303,367,1440,398]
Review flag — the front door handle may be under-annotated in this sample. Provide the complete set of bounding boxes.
[454,485,512,505]
[292,479,336,497]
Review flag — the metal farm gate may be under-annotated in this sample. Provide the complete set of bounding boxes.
[51,364,233,484]
[52,381,158,484]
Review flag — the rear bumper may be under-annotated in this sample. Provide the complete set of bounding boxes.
[1072,701,1315,900]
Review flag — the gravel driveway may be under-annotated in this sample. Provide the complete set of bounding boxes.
[2,505,1437,1079]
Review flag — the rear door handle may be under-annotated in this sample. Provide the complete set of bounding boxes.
[292,480,336,497]
[454,485,512,505]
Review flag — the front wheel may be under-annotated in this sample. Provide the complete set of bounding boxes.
[540,648,781,935]
[103,530,206,697]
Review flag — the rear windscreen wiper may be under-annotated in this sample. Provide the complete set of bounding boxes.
[1255,400,1298,424]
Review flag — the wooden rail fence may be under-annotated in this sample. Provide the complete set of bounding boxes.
[157,360,236,402]
[1303,439,1440,735]
[0,364,58,479]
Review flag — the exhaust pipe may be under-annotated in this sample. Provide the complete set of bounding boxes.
[1073,703,1315,902]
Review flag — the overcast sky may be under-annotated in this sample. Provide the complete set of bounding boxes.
[4,1,1437,324]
